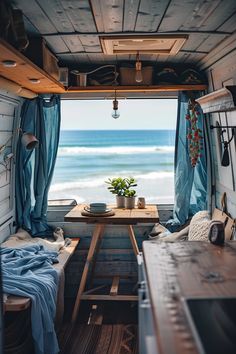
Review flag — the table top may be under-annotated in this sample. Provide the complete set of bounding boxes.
[142,241,236,354]
[64,204,159,224]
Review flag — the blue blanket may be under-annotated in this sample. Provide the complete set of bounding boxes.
[1,245,59,354]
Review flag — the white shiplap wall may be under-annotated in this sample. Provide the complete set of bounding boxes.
[0,90,21,242]
[206,50,236,218]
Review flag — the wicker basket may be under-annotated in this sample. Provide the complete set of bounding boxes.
[119,66,153,85]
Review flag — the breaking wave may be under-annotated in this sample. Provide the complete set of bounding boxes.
[50,171,174,193]
[58,145,174,156]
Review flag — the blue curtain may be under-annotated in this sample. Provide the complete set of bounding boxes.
[166,92,207,231]
[16,95,61,237]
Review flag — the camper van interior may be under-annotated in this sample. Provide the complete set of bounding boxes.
[0,0,236,353]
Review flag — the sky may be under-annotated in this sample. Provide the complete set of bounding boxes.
[61,98,177,130]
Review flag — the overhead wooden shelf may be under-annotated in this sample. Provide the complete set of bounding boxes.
[67,84,207,93]
[196,86,236,113]
[0,39,65,94]
[0,40,207,96]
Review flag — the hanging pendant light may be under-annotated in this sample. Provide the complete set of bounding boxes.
[111,90,120,119]
[135,52,143,83]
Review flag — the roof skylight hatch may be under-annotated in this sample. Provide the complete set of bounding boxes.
[100,35,188,55]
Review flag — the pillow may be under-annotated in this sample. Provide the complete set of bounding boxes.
[148,224,189,242]
[188,210,211,241]
[161,225,190,242]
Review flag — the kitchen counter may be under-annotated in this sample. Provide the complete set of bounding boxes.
[141,241,236,354]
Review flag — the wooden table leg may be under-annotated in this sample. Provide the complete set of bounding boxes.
[71,223,105,323]
[87,227,103,287]
[127,225,140,256]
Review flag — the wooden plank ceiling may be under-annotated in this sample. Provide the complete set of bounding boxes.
[9,0,236,70]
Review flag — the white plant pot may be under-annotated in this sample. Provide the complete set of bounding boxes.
[125,196,136,209]
[116,195,125,208]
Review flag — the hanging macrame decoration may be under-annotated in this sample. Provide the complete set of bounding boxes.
[185,98,203,167]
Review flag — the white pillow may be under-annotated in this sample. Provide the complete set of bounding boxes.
[188,210,211,241]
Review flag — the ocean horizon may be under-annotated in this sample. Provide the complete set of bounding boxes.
[49,129,175,204]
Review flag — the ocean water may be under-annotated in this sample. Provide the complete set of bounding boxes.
[49,130,175,204]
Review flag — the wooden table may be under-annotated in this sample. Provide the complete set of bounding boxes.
[142,241,236,354]
[64,204,159,322]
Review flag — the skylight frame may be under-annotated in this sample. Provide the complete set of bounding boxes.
[100,35,188,55]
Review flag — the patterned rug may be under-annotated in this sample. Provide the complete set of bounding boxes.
[59,324,138,354]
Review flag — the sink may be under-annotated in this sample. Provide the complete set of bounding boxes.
[183,297,236,354]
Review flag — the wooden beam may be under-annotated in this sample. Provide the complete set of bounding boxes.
[42,30,233,37]
[81,294,138,301]
[66,84,207,94]
[83,285,107,295]
[110,276,120,296]
[71,224,105,323]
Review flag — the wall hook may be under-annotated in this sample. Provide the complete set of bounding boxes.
[210,124,236,166]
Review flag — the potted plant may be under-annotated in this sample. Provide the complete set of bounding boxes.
[105,177,127,207]
[124,189,137,209]
[124,177,137,209]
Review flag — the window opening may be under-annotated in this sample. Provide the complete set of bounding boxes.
[49,99,177,204]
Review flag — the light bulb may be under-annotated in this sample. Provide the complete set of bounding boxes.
[135,61,143,83]
[112,109,120,119]
[112,97,120,119]
[135,69,143,83]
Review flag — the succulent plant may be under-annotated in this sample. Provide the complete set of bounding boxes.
[105,177,127,196]
[105,177,137,196]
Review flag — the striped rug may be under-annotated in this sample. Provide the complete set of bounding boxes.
[59,323,138,354]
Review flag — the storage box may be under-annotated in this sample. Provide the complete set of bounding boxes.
[25,38,59,81]
[59,67,69,86]
[119,66,153,85]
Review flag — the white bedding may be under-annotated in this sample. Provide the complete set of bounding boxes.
[1,227,71,252]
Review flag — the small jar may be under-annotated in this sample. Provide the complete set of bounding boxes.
[137,197,146,209]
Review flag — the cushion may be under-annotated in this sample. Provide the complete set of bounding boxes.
[161,225,189,242]
[148,223,170,240]
[148,224,189,242]
[188,210,211,241]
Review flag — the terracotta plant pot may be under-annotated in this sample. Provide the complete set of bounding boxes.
[125,196,136,209]
[116,195,125,208]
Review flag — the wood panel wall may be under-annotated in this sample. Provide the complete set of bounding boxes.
[205,49,236,220]
[0,90,21,242]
